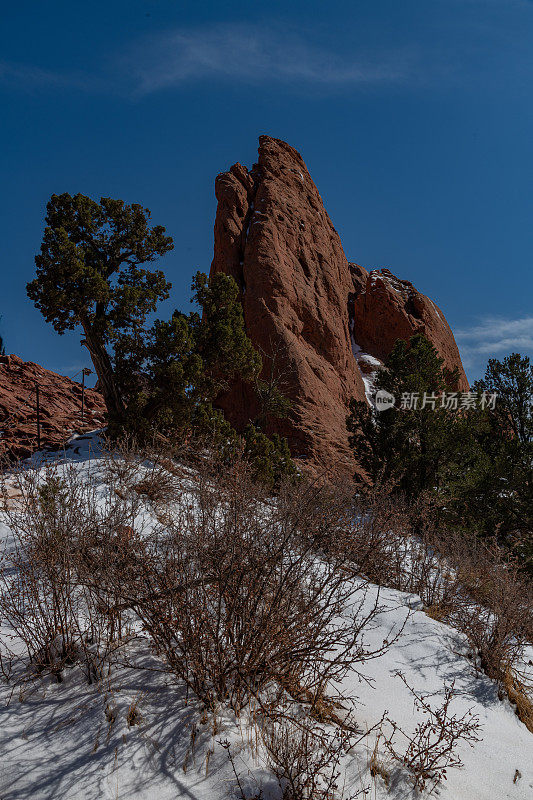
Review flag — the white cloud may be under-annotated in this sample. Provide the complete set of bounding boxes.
[455,316,533,373]
[0,25,417,96]
[4,12,532,97]
[123,24,415,95]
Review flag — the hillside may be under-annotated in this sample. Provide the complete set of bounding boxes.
[0,435,530,800]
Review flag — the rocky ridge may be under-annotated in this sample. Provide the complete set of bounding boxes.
[0,355,105,460]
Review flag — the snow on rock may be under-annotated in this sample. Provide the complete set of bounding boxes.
[349,319,382,407]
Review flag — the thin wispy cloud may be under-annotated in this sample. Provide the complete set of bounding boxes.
[0,24,417,96]
[455,316,533,372]
[0,60,99,92]
[125,24,415,95]
[2,13,532,97]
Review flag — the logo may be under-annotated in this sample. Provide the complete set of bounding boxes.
[375,390,395,411]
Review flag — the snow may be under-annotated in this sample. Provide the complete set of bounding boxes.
[0,439,531,799]
[429,299,442,322]
[349,321,382,406]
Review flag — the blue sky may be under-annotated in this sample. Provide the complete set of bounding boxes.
[1,0,532,383]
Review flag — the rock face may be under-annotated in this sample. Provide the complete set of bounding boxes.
[349,266,469,391]
[210,136,468,472]
[0,355,106,460]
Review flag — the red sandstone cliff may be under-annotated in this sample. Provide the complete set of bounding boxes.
[210,136,468,471]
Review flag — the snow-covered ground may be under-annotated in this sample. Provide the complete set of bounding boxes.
[0,435,531,800]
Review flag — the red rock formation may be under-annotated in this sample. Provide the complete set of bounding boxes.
[0,355,105,460]
[211,136,366,472]
[349,266,468,391]
[211,136,468,472]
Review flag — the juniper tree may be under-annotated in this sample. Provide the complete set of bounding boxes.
[348,339,532,569]
[464,354,533,563]
[118,271,262,440]
[28,192,295,485]
[27,193,173,419]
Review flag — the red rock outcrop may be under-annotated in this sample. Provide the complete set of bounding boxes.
[0,355,105,460]
[210,136,468,472]
[211,136,366,471]
[349,266,468,390]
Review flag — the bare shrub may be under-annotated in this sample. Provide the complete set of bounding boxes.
[314,482,533,732]
[0,460,142,682]
[117,454,406,714]
[319,490,445,606]
[384,673,482,793]
[447,558,533,729]
[259,713,366,800]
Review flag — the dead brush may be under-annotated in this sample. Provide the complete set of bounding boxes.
[502,666,533,733]
[338,490,533,728]
[383,673,482,793]
[424,601,454,623]
[132,472,175,506]
[0,460,144,683]
[120,451,407,715]
[130,449,182,507]
[368,734,390,787]
[259,712,369,800]
[126,694,144,727]
[445,546,533,698]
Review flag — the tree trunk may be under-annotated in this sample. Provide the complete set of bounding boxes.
[80,320,125,421]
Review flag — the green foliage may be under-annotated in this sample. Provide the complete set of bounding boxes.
[459,354,533,566]
[242,424,298,489]
[27,193,173,340]
[28,193,295,489]
[347,340,532,572]
[347,334,466,499]
[116,271,262,441]
[254,376,292,428]
[192,272,261,390]
[27,193,173,417]
[474,353,532,445]
[37,476,68,515]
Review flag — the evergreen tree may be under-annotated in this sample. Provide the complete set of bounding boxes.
[347,334,466,499]
[117,271,262,441]
[460,354,533,564]
[27,193,173,419]
[348,341,532,570]
[28,193,296,487]
[475,353,532,445]
[242,424,297,489]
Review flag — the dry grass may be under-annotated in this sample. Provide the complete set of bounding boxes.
[368,735,390,787]
[126,696,144,728]
[503,667,533,734]
[424,603,452,623]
